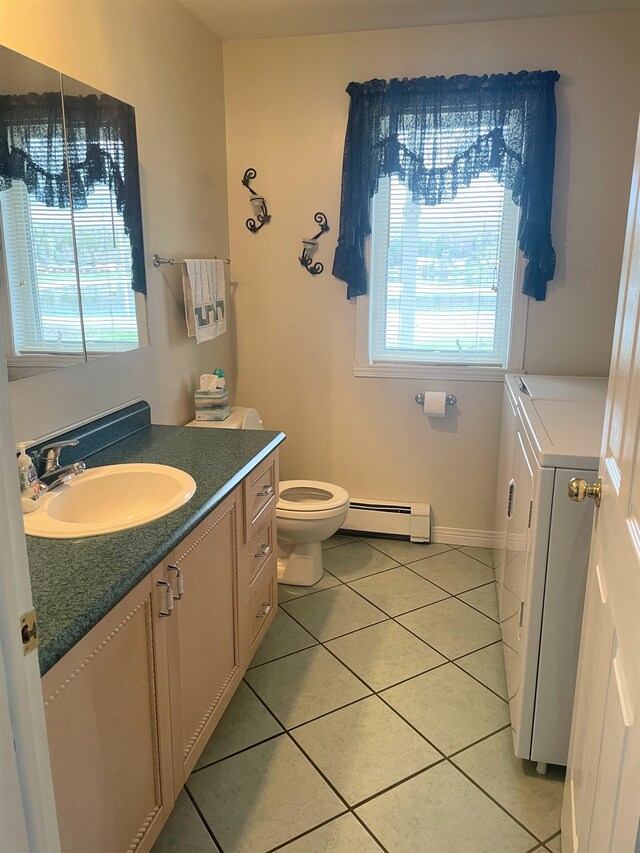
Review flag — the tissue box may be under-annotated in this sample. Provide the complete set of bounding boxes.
[195,407,230,421]
[194,389,230,421]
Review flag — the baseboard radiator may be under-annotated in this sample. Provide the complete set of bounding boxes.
[341,499,431,542]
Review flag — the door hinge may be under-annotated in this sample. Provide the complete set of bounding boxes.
[519,601,525,628]
[528,500,533,529]
[20,609,38,655]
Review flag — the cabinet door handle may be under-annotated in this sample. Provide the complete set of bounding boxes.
[256,603,272,619]
[257,484,274,497]
[156,579,175,616]
[254,544,271,559]
[168,564,184,599]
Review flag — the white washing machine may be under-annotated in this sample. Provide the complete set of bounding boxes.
[495,374,607,770]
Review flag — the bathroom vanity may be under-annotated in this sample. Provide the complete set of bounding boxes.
[27,408,284,852]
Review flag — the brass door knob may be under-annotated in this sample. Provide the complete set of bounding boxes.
[568,477,602,508]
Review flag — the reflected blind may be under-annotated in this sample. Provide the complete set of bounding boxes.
[72,178,140,355]
[370,172,519,367]
[0,142,139,359]
[1,180,83,355]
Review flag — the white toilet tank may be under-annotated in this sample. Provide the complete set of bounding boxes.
[186,406,263,430]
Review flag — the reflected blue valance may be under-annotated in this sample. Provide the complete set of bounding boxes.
[0,92,146,295]
[332,70,560,301]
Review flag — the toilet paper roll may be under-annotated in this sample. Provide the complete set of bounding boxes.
[423,391,447,418]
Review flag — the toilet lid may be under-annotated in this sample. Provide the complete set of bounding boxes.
[277,480,349,513]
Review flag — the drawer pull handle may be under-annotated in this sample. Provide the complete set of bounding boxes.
[168,564,184,599]
[254,544,271,559]
[256,603,272,619]
[156,579,175,617]
[257,485,274,497]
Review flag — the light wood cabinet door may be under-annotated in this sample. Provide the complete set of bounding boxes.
[164,488,243,791]
[42,570,173,853]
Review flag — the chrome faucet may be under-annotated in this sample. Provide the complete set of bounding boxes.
[37,439,86,492]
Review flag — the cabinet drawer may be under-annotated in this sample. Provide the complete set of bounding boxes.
[249,557,277,646]
[247,517,276,586]
[244,452,277,540]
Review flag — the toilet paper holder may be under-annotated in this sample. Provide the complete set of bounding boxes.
[415,393,457,407]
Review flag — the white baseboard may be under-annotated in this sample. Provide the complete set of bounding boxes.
[432,527,500,549]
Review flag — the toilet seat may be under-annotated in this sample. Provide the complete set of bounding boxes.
[277,480,349,513]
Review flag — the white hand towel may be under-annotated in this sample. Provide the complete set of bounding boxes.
[182,259,226,343]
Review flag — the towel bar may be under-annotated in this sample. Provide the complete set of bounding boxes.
[152,253,230,267]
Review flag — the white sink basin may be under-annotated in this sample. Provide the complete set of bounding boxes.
[24,463,197,539]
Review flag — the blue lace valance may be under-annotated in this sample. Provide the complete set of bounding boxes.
[332,71,560,301]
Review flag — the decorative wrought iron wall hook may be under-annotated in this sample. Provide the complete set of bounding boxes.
[242,168,271,233]
[299,212,330,275]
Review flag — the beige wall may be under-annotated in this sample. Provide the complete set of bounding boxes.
[1,0,233,440]
[223,13,640,533]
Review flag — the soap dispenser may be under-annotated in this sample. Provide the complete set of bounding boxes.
[16,441,40,513]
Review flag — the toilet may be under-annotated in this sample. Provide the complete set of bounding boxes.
[276,480,349,585]
[186,407,350,586]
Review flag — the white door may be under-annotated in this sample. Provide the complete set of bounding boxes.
[0,321,60,847]
[562,117,640,852]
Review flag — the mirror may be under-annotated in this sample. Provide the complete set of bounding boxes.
[0,46,149,380]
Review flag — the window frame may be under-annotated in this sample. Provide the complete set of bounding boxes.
[354,177,529,383]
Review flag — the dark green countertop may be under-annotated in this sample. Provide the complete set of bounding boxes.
[28,424,285,676]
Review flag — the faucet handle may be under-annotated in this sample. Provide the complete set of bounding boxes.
[40,439,79,471]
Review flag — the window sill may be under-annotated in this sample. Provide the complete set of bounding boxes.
[353,363,525,382]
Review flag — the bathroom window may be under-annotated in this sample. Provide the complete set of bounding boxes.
[361,170,523,376]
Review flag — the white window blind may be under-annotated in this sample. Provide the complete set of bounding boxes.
[0,139,139,361]
[0,180,84,356]
[72,179,140,355]
[370,172,520,367]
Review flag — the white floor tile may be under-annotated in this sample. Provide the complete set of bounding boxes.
[356,762,536,853]
[381,663,509,755]
[291,696,441,804]
[245,645,370,728]
[453,728,565,841]
[188,737,343,853]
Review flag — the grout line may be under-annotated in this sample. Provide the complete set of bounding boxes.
[450,637,507,663]
[449,760,544,846]
[282,732,351,811]
[189,728,286,774]
[456,547,499,570]
[350,810,390,852]
[322,539,358,552]
[447,722,512,759]
[401,559,495,598]
[277,576,345,605]
[349,758,447,811]
[359,537,456,563]
[183,783,226,852]
[321,562,403,585]
[245,662,374,732]
[455,593,500,624]
[281,589,390,645]
[450,657,509,704]
[373,689,448,758]
[247,638,319,671]
[265,811,351,853]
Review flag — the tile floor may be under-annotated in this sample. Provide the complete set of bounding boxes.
[152,536,564,853]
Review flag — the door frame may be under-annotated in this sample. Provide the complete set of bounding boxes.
[0,352,60,851]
